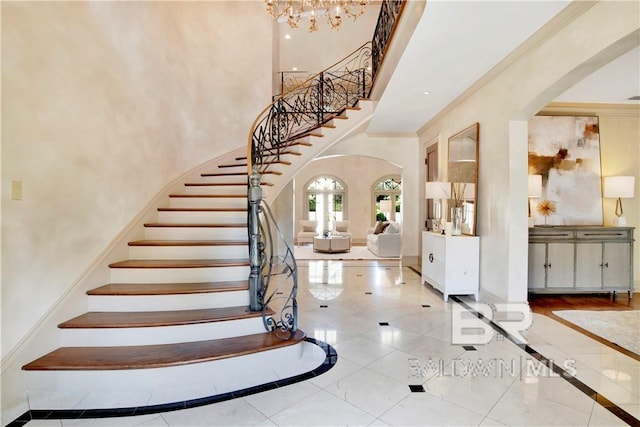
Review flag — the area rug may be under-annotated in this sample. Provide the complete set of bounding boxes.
[293,245,397,260]
[552,310,640,355]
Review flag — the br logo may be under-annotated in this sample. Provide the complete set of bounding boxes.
[451,303,532,345]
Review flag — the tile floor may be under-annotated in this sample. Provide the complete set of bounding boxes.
[23,260,638,426]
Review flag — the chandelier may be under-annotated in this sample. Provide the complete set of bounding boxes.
[265,0,370,32]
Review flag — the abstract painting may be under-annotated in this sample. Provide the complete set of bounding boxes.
[528,115,603,226]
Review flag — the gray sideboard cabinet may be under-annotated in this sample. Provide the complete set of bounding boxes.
[528,226,634,296]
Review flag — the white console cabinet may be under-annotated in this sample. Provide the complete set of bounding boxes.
[422,231,480,301]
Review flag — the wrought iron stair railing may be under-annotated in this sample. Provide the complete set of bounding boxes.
[247,41,373,176]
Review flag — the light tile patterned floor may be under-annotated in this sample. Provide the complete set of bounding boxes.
[24,260,638,426]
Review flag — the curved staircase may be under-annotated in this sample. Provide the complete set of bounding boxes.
[20,100,372,415]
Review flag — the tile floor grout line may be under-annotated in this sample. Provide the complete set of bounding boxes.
[451,296,640,427]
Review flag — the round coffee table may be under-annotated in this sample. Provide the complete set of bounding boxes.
[313,236,351,253]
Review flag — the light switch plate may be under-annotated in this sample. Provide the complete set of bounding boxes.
[11,181,22,200]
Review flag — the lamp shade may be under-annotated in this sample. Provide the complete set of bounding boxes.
[379,200,392,213]
[528,175,542,198]
[425,181,451,199]
[604,176,635,198]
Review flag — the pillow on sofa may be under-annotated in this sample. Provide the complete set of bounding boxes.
[374,221,390,234]
[385,221,400,234]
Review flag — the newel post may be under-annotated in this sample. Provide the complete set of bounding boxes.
[248,166,263,312]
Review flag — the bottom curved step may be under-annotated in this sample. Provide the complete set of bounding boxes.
[21,336,335,413]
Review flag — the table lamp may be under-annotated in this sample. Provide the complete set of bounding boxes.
[425,181,451,232]
[528,175,542,226]
[604,176,635,226]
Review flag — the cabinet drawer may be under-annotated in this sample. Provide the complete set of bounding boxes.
[529,228,574,241]
[576,230,631,240]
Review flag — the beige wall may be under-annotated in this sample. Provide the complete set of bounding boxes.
[418,1,640,302]
[1,1,272,361]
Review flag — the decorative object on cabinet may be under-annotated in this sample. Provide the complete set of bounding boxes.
[528,226,634,297]
[536,200,556,226]
[422,231,479,301]
[448,123,479,236]
[425,181,451,233]
[604,176,635,226]
[528,115,603,226]
[528,174,542,227]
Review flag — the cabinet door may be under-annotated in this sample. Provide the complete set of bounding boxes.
[528,243,546,289]
[603,242,631,289]
[546,243,574,288]
[575,243,602,289]
[423,233,445,289]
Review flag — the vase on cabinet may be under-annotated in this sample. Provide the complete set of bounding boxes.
[451,207,462,236]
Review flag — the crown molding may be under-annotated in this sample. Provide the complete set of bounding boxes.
[540,102,640,117]
[365,131,418,139]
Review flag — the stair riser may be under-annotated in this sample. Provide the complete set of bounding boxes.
[156,211,246,224]
[87,290,250,312]
[144,227,247,241]
[110,266,250,284]
[169,197,246,209]
[60,317,266,347]
[218,164,287,173]
[24,341,322,409]
[129,245,248,260]
[183,186,247,195]
[199,175,248,184]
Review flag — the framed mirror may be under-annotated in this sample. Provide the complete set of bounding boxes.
[448,122,479,236]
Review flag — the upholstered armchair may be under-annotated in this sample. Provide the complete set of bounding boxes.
[333,220,352,239]
[297,220,318,245]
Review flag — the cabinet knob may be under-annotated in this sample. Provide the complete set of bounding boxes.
[604,262,609,268]
[428,253,434,263]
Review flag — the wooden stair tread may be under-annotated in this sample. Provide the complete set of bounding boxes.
[235,150,301,161]
[219,160,290,168]
[144,223,246,228]
[169,193,246,198]
[87,281,249,296]
[58,305,271,328]
[128,240,248,247]
[109,259,249,268]
[183,182,273,187]
[22,329,305,371]
[200,171,281,177]
[157,207,247,212]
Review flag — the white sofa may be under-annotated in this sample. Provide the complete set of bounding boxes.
[366,221,401,258]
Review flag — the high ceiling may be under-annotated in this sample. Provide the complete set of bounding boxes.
[278,1,640,135]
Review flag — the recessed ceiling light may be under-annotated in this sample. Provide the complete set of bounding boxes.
[284,33,291,40]
[423,91,431,95]
[292,67,298,71]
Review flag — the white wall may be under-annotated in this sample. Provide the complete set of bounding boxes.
[418,1,640,302]
[2,1,272,361]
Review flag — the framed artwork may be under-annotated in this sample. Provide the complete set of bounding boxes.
[528,115,603,226]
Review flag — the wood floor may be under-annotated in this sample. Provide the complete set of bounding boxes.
[529,292,639,360]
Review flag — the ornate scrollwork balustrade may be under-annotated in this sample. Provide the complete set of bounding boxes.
[247,42,372,175]
[371,0,405,79]
[247,170,298,337]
